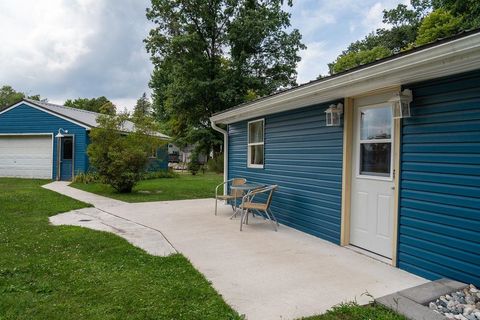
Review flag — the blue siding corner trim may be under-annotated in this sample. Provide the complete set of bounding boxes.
[0,103,88,179]
[399,70,480,286]
[228,102,344,244]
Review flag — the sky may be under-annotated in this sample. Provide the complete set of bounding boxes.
[0,0,408,111]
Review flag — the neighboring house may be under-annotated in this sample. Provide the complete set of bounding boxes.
[168,143,207,164]
[210,30,480,286]
[0,99,169,181]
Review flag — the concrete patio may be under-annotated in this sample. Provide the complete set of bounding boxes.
[45,182,427,320]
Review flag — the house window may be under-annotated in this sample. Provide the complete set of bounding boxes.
[247,119,264,168]
[150,147,157,158]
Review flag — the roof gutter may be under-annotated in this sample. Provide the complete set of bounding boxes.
[210,119,228,193]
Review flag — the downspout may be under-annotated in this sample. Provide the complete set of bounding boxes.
[210,119,228,194]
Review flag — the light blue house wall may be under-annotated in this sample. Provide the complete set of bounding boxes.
[0,103,89,179]
[398,70,480,286]
[228,102,344,243]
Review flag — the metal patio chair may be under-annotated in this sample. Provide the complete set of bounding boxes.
[240,185,279,231]
[215,178,247,215]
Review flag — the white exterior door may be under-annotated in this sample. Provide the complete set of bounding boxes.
[350,104,394,258]
[0,135,53,179]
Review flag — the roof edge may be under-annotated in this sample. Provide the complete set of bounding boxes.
[211,29,480,124]
[0,99,92,129]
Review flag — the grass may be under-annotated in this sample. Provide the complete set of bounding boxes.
[302,302,406,320]
[0,178,240,319]
[71,172,223,203]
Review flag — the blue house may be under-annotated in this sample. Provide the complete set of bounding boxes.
[210,30,480,286]
[0,99,169,181]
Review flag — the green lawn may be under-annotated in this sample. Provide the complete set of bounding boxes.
[303,302,406,320]
[71,172,223,203]
[0,178,240,320]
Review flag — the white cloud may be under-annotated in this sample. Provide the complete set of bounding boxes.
[1,0,414,111]
[362,0,412,32]
[0,0,151,111]
[296,41,334,83]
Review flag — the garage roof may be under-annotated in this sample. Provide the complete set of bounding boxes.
[2,99,170,139]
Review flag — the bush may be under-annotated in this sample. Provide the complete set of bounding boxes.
[207,154,224,173]
[73,172,100,184]
[188,153,200,175]
[142,169,178,180]
[87,113,165,193]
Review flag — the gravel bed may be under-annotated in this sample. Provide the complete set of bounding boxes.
[429,284,480,320]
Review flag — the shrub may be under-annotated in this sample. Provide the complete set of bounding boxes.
[142,169,178,180]
[73,172,100,184]
[87,113,165,193]
[207,154,224,173]
[188,153,200,175]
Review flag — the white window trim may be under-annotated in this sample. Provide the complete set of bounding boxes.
[149,147,157,159]
[247,118,265,169]
[356,104,394,181]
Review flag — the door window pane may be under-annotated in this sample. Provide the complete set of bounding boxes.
[360,143,391,176]
[249,145,264,165]
[360,107,392,140]
[62,138,73,160]
[249,120,263,143]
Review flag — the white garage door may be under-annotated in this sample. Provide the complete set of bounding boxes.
[0,135,53,179]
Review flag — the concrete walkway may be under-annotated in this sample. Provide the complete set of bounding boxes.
[45,181,427,320]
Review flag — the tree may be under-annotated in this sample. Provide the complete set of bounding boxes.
[87,112,164,193]
[64,96,116,115]
[0,85,43,110]
[432,0,480,29]
[328,46,391,75]
[327,0,480,75]
[145,0,304,154]
[328,1,429,74]
[133,92,152,118]
[414,9,463,46]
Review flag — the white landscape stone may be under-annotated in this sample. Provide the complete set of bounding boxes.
[430,285,480,319]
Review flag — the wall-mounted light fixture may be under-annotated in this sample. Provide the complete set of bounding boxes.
[389,89,412,119]
[55,128,68,138]
[325,103,343,126]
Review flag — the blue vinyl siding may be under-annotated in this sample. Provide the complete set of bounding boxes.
[228,102,344,244]
[0,103,88,179]
[399,70,480,286]
[147,144,169,171]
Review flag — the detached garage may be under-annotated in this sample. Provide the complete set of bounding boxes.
[0,99,169,180]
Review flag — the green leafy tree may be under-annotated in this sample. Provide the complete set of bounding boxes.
[133,92,152,118]
[414,9,463,46]
[327,0,479,75]
[64,96,116,115]
[432,0,480,29]
[145,0,305,154]
[188,152,200,176]
[329,46,391,75]
[0,85,42,110]
[87,113,164,193]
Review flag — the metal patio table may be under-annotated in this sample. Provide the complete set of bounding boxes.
[229,182,267,219]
